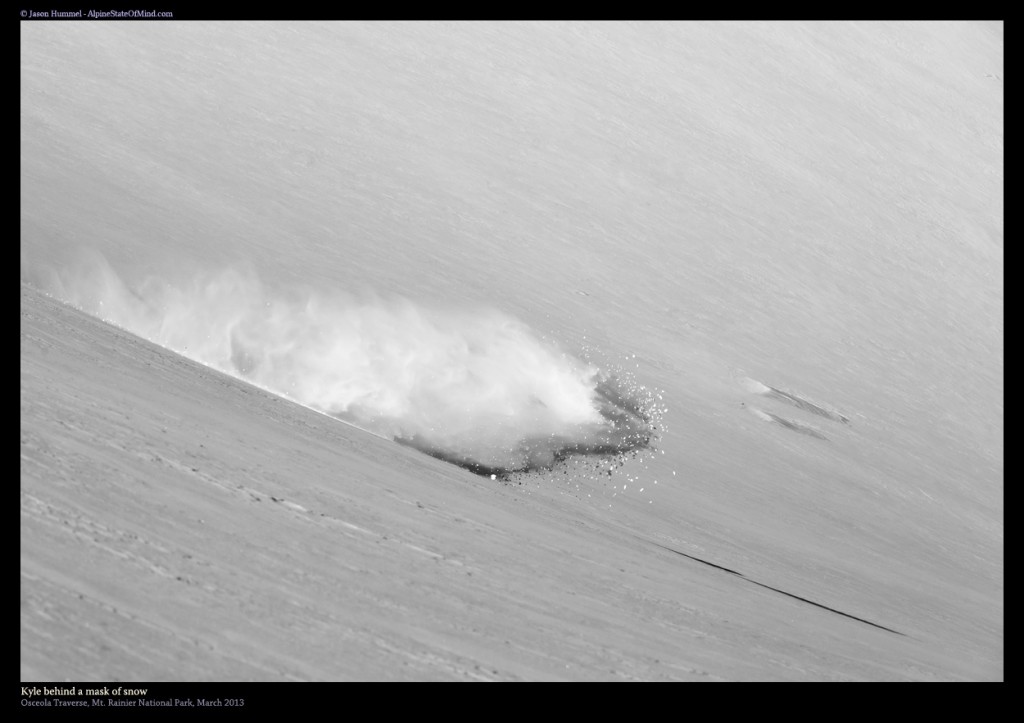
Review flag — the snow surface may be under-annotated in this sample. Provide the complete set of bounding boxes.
[21,21,1002,680]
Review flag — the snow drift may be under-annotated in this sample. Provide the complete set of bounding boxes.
[30,252,654,475]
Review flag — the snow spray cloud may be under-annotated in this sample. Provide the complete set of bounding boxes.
[33,253,655,476]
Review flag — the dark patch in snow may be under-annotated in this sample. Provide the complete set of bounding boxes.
[652,543,905,636]
[395,373,658,479]
[763,412,830,441]
[762,384,850,425]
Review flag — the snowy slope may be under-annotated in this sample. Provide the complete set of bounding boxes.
[21,21,1001,680]
[21,283,992,680]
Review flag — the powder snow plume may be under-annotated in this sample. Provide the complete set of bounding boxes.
[30,252,655,476]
